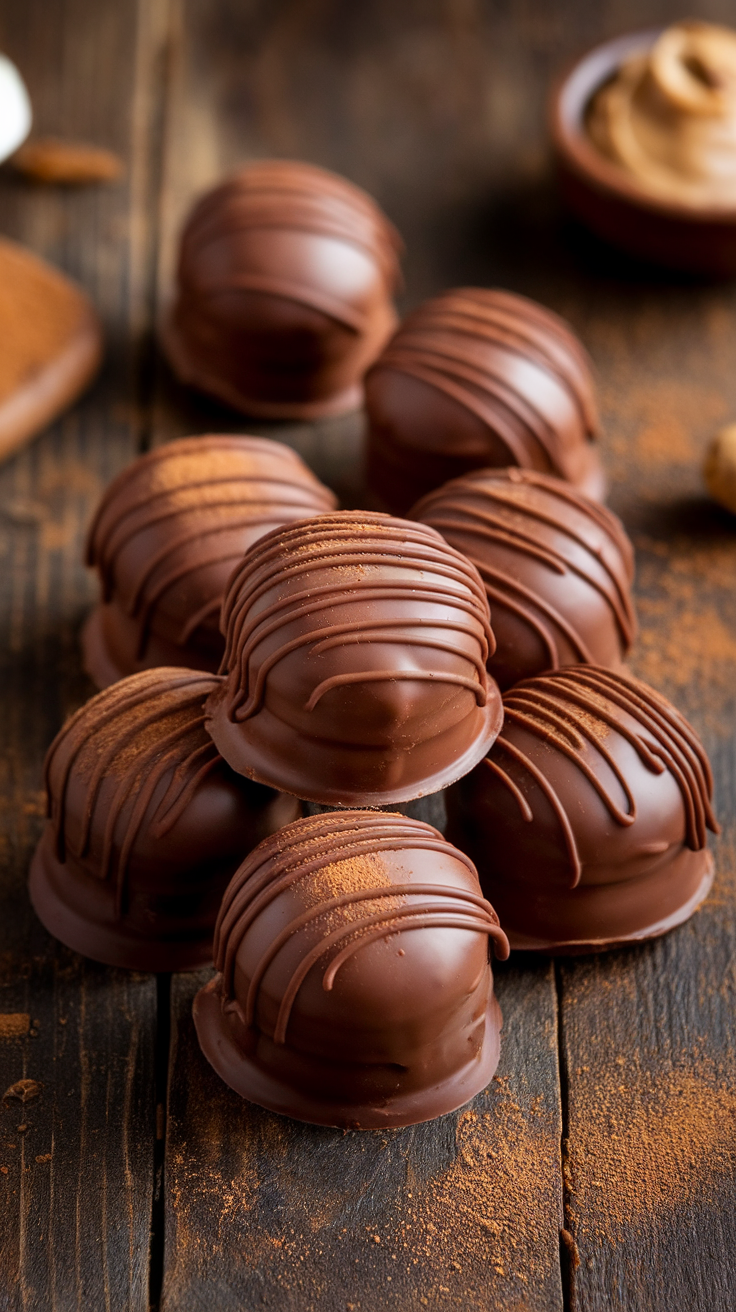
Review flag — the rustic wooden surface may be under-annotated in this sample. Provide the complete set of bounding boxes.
[1,0,736,1309]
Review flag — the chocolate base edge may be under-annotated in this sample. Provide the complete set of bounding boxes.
[161,311,365,421]
[81,605,129,688]
[192,976,503,1129]
[29,834,215,973]
[504,852,715,955]
[204,683,505,807]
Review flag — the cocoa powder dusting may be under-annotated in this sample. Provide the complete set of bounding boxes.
[566,1064,736,1246]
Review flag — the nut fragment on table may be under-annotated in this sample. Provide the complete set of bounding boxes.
[12,137,123,183]
[703,423,736,513]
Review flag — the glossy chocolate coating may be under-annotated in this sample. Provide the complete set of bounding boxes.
[162,160,402,419]
[29,668,301,970]
[193,810,509,1128]
[365,287,604,515]
[205,511,504,806]
[446,666,719,952]
[82,435,336,688]
[411,468,636,690]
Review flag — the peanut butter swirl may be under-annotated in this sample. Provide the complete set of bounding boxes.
[588,21,736,207]
[487,666,718,888]
[214,810,509,1046]
[219,511,495,723]
[45,668,224,913]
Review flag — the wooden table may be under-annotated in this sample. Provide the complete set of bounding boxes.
[1,2,736,1308]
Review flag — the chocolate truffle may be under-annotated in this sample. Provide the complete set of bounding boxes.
[194,810,510,1128]
[162,160,402,420]
[411,468,636,690]
[205,511,503,806]
[365,287,603,516]
[83,435,337,688]
[446,666,719,952]
[29,668,301,971]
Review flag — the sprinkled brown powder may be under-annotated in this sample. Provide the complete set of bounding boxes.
[566,1065,736,1244]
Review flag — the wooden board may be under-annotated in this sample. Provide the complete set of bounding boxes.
[2,0,736,1307]
[0,0,170,1306]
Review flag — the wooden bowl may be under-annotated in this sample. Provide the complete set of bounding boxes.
[550,29,736,276]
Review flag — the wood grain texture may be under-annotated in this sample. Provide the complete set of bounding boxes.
[0,0,172,1306]
[163,961,563,1312]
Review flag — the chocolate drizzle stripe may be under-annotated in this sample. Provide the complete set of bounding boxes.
[230,607,489,722]
[220,517,492,721]
[397,289,598,431]
[51,678,214,855]
[494,735,583,887]
[479,568,596,663]
[76,702,206,857]
[550,668,717,846]
[227,582,491,689]
[95,488,332,580]
[483,756,533,820]
[423,515,570,574]
[376,355,552,471]
[91,474,333,567]
[180,597,224,643]
[419,492,636,642]
[274,909,501,1045]
[214,813,448,930]
[221,519,490,626]
[305,667,487,712]
[515,676,666,774]
[507,688,639,817]
[217,836,481,987]
[243,882,498,1028]
[194,272,367,332]
[85,437,324,560]
[224,571,490,679]
[503,704,636,826]
[382,341,575,452]
[45,671,221,913]
[215,817,480,981]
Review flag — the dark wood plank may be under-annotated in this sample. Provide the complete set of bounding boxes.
[164,961,563,1312]
[0,1,173,1306]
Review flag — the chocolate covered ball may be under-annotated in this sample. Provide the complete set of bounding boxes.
[82,435,336,688]
[162,160,402,419]
[365,287,604,515]
[446,666,719,952]
[29,668,301,970]
[193,810,510,1128]
[411,468,636,690]
[205,511,503,806]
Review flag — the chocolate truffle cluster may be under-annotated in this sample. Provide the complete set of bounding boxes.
[29,155,719,1132]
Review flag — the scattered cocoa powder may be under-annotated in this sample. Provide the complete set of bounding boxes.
[566,1064,736,1246]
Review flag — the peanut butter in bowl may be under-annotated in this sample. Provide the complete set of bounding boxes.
[587,21,736,209]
